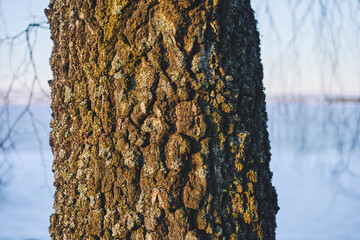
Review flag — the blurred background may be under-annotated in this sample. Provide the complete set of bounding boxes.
[0,0,359,239]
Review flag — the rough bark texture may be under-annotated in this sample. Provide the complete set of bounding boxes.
[46,0,278,239]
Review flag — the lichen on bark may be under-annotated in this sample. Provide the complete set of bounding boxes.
[46,0,278,239]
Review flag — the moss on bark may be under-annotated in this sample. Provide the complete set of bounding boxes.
[46,0,278,239]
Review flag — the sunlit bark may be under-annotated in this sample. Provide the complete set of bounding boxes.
[46,0,278,239]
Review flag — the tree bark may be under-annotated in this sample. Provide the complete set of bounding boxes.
[46,0,278,239]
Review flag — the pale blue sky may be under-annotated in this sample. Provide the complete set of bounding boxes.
[0,0,359,98]
[0,0,51,101]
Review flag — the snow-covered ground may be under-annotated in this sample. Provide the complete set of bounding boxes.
[0,102,359,239]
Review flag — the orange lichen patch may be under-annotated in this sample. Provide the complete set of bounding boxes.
[210,20,219,35]
[242,181,263,239]
[247,170,258,183]
[237,132,247,160]
[205,194,213,213]
[229,180,245,218]
[228,170,263,238]
[221,102,234,113]
[234,180,243,192]
[228,121,235,135]
[235,160,243,172]
[213,210,221,225]
[253,222,263,240]
[246,182,254,196]
[234,131,247,172]
[197,209,207,230]
[238,132,247,151]
[229,130,263,235]
[230,233,238,240]
[211,111,222,132]
[245,195,259,222]
[230,192,244,218]
[218,132,226,150]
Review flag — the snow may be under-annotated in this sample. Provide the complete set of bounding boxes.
[0,102,359,239]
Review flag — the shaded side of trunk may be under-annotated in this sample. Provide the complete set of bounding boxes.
[46,0,278,239]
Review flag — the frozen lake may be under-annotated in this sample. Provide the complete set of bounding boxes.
[0,102,359,239]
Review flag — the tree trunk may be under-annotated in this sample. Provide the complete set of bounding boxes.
[46,0,278,239]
